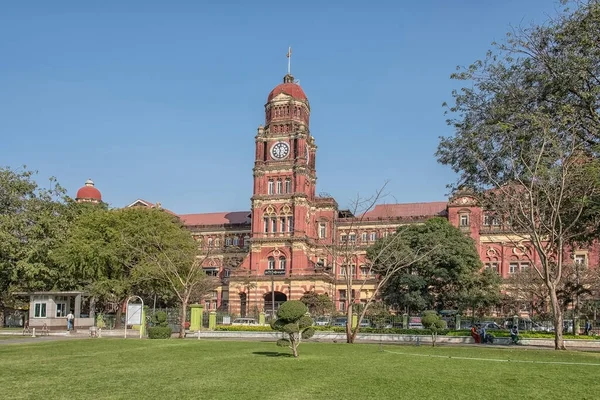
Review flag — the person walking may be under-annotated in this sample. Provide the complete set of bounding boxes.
[66,311,75,331]
[510,325,519,344]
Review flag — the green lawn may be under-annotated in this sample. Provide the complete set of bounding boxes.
[1,339,600,399]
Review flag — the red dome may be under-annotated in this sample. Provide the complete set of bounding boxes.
[76,179,102,201]
[267,83,307,102]
[267,74,307,102]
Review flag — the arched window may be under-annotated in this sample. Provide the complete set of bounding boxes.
[267,257,275,270]
[279,256,287,270]
[233,237,239,246]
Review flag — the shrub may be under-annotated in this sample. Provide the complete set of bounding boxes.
[148,326,172,339]
[215,325,273,332]
[271,300,314,358]
[151,311,168,327]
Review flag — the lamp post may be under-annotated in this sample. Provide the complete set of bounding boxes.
[271,271,275,320]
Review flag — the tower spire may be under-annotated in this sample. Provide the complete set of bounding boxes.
[286,46,292,75]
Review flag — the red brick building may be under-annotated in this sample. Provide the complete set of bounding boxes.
[75,72,599,317]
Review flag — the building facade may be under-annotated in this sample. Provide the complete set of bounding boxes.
[76,72,599,317]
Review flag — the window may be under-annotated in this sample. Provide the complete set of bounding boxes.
[34,302,47,318]
[280,217,286,233]
[287,217,294,232]
[340,235,347,243]
[225,238,232,246]
[205,268,219,277]
[215,238,220,247]
[520,262,529,271]
[460,214,469,227]
[271,218,277,233]
[369,232,377,241]
[361,232,368,242]
[382,231,389,238]
[340,266,347,276]
[575,254,587,266]
[339,290,347,300]
[268,180,274,195]
[208,238,213,248]
[224,269,231,278]
[279,257,286,270]
[348,234,356,243]
[285,179,292,193]
[56,302,67,318]
[264,218,269,233]
[483,214,492,226]
[485,262,499,274]
[267,257,275,270]
[233,237,239,247]
[509,263,519,274]
[319,223,327,239]
[360,266,371,276]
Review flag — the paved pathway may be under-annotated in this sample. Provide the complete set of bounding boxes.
[0,335,85,345]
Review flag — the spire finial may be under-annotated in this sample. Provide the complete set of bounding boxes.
[286,46,292,75]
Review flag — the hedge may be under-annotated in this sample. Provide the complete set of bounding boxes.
[148,326,173,339]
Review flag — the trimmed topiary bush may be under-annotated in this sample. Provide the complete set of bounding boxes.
[148,326,173,339]
[271,300,314,358]
[148,311,172,339]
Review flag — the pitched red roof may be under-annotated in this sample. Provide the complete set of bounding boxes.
[360,202,448,220]
[126,199,176,215]
[179,211,250,226]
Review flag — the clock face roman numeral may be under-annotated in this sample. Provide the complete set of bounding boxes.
[271,142,289,159]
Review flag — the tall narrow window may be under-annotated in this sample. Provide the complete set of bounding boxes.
[319,223,327,239]
[263,218,269,233]
[208,238,213,248]
[369,232,377,241]
[276,180,282,194]
[268,180,274,195]
[271,218,277,233]
[287,217,294,232]
[225,238,232,246]
[279,257,286,270]
[361,232,368,242]
[280,217,286,232]
[233,237,239,246]
[285,179,292,193]
[267,257,275,270]
[460,214,469,227]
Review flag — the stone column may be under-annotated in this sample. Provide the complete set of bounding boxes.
[74,294,82,318]
[190,305,203,331]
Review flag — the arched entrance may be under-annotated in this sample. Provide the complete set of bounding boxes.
[264,292,287,318]
[239,293,247,317]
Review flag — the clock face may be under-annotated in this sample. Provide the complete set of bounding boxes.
[271,141,290,160]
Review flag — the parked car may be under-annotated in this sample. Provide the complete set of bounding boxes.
[231,318,258,326]
[332,317,347,327]
[503,318,553,332]
[314,316,331,326]
[359,319,371,328]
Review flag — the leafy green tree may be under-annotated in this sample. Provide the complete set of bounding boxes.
[271,300,314,358]
[120,207,218,338]
[0,167,73,325]
[421,311,447,347]
[299,291,333,316]
[436,0,600,349]
[377,218,485,314]
[458,269,502,321]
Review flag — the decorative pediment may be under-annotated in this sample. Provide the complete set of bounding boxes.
[449,194,478,207]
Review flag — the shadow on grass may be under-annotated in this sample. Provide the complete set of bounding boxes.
[252,351,293,358]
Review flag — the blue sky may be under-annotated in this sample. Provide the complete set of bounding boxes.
[0,0,563,213]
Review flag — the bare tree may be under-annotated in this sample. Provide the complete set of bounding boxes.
[318,184,435,343]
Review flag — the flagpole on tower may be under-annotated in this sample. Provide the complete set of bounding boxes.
[286,46,292,75]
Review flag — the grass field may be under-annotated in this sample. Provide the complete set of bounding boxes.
[1,339,600,399]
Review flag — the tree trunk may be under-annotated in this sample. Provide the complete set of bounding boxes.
[115,305,123,329]
[431,332,437,347]
[346,302,354,343]
[549,286,566,350]
[179,300,187,339]
[0,306,5,328]
[291,334,299,358]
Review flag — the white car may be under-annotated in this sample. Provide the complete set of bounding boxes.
[231,318,258,326]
